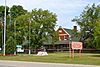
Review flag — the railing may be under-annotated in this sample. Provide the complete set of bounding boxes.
[17,48,100,54]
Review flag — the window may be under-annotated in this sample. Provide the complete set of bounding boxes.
[59,30,62,33]
[64,35,68,40]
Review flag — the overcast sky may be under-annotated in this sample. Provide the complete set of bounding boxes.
[0,0,100,30]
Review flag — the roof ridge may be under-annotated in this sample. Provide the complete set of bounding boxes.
[63,28,72,30]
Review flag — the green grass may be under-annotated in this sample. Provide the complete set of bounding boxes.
[0,52,100,65]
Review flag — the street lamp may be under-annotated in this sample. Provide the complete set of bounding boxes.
[3,0,6,56]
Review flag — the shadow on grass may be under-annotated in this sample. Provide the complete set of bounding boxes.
[90,55,100,57]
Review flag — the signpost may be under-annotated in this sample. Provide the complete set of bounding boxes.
[72,42,82,50]
[70,42,83,58]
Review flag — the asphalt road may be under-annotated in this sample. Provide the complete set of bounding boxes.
[0,60,100,67]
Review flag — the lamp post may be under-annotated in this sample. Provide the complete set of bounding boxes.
[3,0,6,56]
[14,20,17,55]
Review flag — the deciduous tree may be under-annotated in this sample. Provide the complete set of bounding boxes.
[72,4,100,48]
[16,9,57,53]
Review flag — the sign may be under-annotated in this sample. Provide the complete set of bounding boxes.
[71,42,82,49]
[16,45,22,48]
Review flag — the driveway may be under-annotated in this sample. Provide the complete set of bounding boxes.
[0,60,99,67]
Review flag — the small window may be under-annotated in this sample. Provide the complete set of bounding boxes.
[59,30,62,33]
[64,35,68,40]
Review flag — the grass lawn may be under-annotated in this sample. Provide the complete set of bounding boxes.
[0,52,100,65]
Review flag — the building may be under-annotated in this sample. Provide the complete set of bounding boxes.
[44,26,80,52]
[57,26,79,41]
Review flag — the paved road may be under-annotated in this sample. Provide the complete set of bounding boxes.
[0,60,100,67]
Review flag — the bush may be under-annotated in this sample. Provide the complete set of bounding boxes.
[5,36,16,54]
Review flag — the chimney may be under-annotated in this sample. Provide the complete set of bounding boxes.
[73,26,77,31]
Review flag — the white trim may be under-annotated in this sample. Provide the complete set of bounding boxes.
[61,28,71,37]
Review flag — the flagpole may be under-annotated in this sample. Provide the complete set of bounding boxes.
[3,0,6,56]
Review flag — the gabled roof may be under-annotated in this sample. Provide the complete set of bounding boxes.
[44,27,80,45]
[64,28,72,36]
[57,27,70,36]
[64,28,80,42]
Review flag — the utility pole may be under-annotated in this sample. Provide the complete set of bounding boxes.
[29,19,31,55]
[3,0,6,56]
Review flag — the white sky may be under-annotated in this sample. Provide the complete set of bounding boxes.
[0,0,100,30]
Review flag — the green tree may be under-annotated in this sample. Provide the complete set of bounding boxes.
[72,4,100,48]
[16,9,57,53]
[52,31,59,43]
[93,19,100,49]
[31,9,57,48]
[0,6,9,52]
[0,21,3,48]
[0,6,9,21]
[9,5,28,44]
[0,5,27,54]
[51,31,59,49]
[10,5,27,18]
[6,36,16,54]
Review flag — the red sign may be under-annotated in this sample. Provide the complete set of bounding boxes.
[71,42,83,49]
